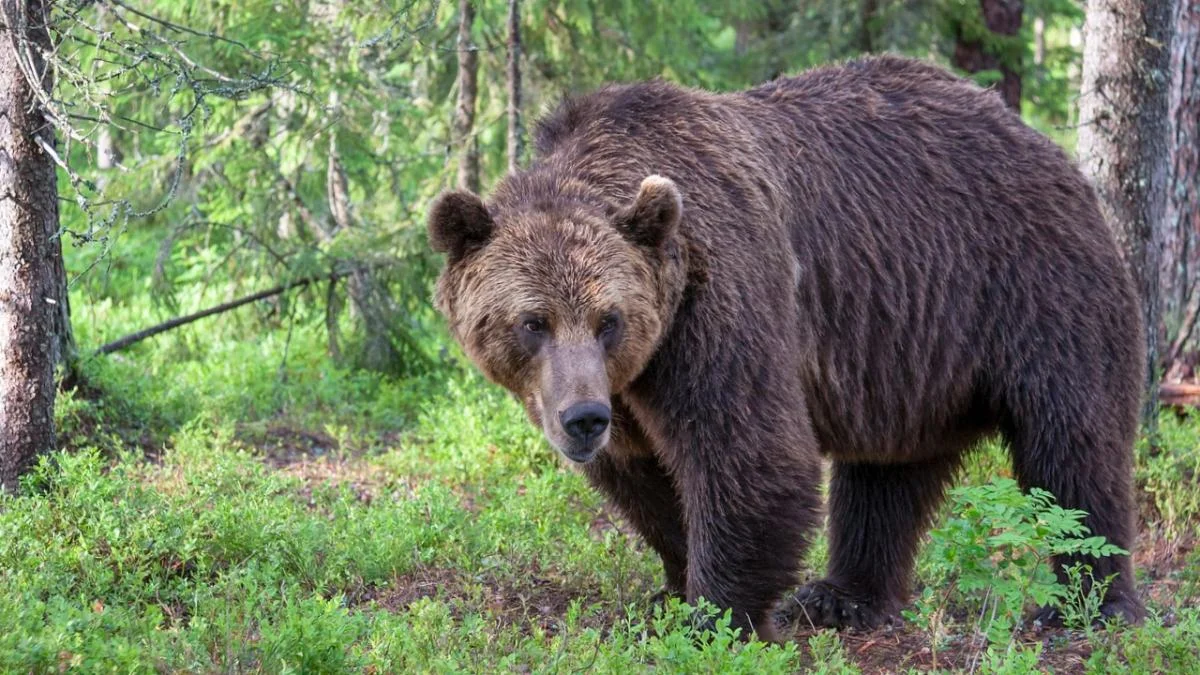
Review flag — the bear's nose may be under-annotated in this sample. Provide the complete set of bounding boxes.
[560,401,611,443]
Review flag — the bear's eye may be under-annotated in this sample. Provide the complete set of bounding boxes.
[514,314,549,353]
[521,317,548,335]
[597,312,622,349]
[597,314,619,337]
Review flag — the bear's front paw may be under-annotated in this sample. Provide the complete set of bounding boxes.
[777,581,898,631]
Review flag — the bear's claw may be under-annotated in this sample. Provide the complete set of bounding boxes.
[776,581,898,632]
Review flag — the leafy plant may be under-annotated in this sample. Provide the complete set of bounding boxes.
[1085,606,1200,674]
[1059,562,1117,638]
[977,640,1045,674]
[804,629,860,675]
[906,477,1126,647]
[1138,413,1200,539]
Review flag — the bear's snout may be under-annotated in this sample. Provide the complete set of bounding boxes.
[537,341,612,462]
[560,401,611,446]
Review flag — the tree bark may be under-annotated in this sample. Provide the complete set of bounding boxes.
[858,0,879,54]
[326,132,403,373]
[454,0,480,193]
[0,0,75,492]
[506,0,523,173]
[1078,0,1174,432]
[1162,0,1200,368]
[952,0,1025,112]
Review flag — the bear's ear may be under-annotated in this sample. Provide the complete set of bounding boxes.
[614,175,682,248]
[427,190,495,262]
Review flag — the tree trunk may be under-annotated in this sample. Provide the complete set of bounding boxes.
[0,0,75,492]
[1034,15,1046,66]
[454,0,480,193]
[1162,0,1200,371]
[326,132,404,373]
[506,0,523,173]
[858,0,879,54]
[1078,0,1174,432]
[952,0,1024,112]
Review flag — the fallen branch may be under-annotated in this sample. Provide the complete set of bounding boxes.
[1160,382,1200,409]
[94,271,344,356]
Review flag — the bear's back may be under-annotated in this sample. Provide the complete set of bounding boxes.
[736,57,1140,463]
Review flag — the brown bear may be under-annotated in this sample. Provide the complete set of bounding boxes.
[426,54,1145,643]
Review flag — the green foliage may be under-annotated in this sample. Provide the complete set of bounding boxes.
[1085,608,1200,674]
[632,598,806,672]
[977,641,1045,674]
[1138,413,1200,539]
[906,477,1126,646]
[935,0,1027,71]
[804,629,860,675]
[0,386,811,671]
[55,1,453,374]
[1059,562,1116,638]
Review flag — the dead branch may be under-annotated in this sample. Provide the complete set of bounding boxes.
[1161,382,1200,409]
[93,270,346,356]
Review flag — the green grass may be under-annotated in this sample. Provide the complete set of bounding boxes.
[2,238,1198,672]
[3,367,808,673]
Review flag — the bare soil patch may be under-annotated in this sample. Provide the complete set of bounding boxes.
[359,564,609,637]
[236,423,341,468]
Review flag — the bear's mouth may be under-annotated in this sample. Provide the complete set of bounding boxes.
[550,430,610,464]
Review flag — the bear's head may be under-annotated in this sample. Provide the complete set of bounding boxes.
[427,175,689,463]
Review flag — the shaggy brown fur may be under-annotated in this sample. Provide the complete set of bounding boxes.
[427,54,1145,642]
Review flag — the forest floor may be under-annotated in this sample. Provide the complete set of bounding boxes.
[2,245,1198,672]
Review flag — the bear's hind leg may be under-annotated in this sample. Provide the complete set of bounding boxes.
[1004,410,1144,627]
[783,455,961,631]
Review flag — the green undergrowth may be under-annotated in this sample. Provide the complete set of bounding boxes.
[2,237,1198,672]
[2,366,808,673]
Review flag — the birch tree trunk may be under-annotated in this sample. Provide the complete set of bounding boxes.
[1,0,75,492]
[1078,0,1174,430]
[454,0,479,193]
[506,0,523,173]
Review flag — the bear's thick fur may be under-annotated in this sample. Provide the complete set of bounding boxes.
[427,55,1145,642]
